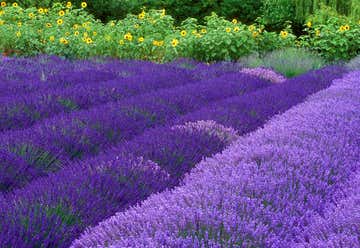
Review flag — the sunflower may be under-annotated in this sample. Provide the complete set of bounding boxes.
[49,36,55,42]
[152,40,163,46]
[225,27,232,33]
[180,30,187,37]
[57,19,63,25]
[200,28,207,34]
[38,8,44,14]
[233,26,240,32]
[12,2,18,7]
[138,11,145,20]
[59,10,65,16]
[160,9,165,16]
[17,22,22,27]
[1,2,6,7]
[81,2,87,8]
[59,37,68,45]
[344,24,350,31]
[16,31,21,37]
[74,31,79,36]
[124,32,133,41]
[66,1,72,8]
[306,21,312,28]
[138,37,144,43]
[171,38,179,47]
[280,30,288,38]
[119,39,124,45]
[86,37,93,44]
[28,13,35,18]
[232,19,237,24]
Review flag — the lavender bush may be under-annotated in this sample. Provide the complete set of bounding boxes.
[240,67,287,83]
[0,64,195,132]
[293,171,360,247]
[0,72,269,192]
[0,125,229,247]
[71,70,360,248]
[176,66,345,134]
[0,67,347,247]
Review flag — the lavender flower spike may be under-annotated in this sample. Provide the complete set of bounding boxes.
[171,120,239,144]
[241,67,287,83]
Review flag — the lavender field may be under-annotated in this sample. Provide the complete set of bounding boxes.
[0,56,359,248]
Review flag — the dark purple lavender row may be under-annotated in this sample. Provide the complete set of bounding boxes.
[0,57,252,100]
[0,73,269,192]
[0,64,195,132]
[77,66,345,192]
[0,56,203,97]
[0,67,345,247]
[175,66,347,133]
[0,56,119,97]
[0,127,228,248]
[71,71,360,248]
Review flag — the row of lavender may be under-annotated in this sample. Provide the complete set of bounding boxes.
[0,57,205,132]
[0,65,345,247]
[1,57,287,133]
[0,70,269,192]
[72,70,360,248]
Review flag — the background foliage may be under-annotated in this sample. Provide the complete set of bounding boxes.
[0,1,359,61]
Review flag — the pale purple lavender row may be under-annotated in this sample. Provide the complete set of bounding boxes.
[0,67,345,247]
[240,67,287,83]
[0,64,195,132]
[292,171,360,247]
[71,70,360,248]
[0,73,269,192]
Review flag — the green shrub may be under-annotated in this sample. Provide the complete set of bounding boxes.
[5,0,262,23]
[0,3,296,62]
[240,48,325,77]
[299,5,360,61]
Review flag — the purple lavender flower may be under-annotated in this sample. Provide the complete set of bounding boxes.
[71,70,360,248]
[171,120,239,144]
[241,67,287,83]
[0,71,269,192]
[0,62,196,132]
